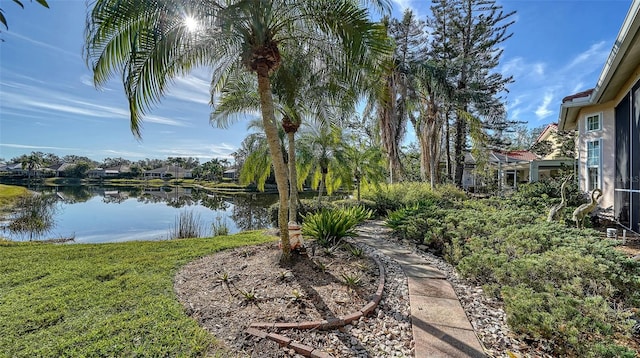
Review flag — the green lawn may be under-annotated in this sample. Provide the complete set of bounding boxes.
[0,232,275,357]
[0,184,30,209]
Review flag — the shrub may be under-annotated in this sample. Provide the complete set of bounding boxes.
[434,183,468,201]
[332,198,377,212]
[509,177,585,211]
[360,182,443,215]
[385,202,443,244]
[379,189,640,356]
[268,199,338,226]
[302,206,370,248]
[502,286,635,357]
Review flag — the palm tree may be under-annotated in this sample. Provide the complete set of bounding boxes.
[409,61,451,189]
[1,0,48,31]
[342,139,386,201]
[84,0,389,263]
[297,120,349,203]
[234,119,286,191]
[21,152,44,181]
[212,45,360,222]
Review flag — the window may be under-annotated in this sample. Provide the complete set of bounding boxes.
[586,113,601,132]
[587,140,601,190]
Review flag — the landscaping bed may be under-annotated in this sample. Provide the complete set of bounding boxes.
[174,241,381,356]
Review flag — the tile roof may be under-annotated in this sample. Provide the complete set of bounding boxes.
[561,88,594,103]
[505,150,539,161]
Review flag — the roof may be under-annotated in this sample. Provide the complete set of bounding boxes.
[558,1,640,130]
[504,150,539,161]
[145,166,192,174]
[464,150,539,165]
[533,123,558,144]
[561,89,594,103]
[105,165,130,173]
[48,163,76,171]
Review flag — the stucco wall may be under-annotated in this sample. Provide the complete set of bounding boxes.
[576,106,615,212]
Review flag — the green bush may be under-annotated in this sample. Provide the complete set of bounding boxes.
[268,199,338,226]
[377,188,640,356]
[509,177,585,211]
[502,286,635,357]
[302,206,371,248]
[360,182,445,215]
[332,198,377,212]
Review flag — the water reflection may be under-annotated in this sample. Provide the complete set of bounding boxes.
[1,185,277,243]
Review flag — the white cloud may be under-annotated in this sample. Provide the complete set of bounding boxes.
[533,63,545,76]
[564,41,608,72]
[168,74,211,105]
[5,31,81,60]
[501,57,546,81]
[535,93,554,119]
[391,0,413,10]
[0,143,78,151]
[1,83,188,127]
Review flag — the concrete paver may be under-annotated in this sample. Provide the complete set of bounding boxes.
[357,222,486,357]
[401,263,448,279]
[407,277,458,299]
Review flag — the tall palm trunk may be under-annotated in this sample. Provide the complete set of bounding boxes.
[317,169,327,204]
[256,67,291,262]
[286,131,299,223]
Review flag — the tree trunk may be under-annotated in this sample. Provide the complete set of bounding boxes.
[287,131,299,224]
[445,111,452,182]
[317,171,326,204]
[256,69,291,263]
[429,121,441,190]
[454,115,466,187]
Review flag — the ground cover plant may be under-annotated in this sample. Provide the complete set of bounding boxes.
[0,231,273,357]
[383,182,640,357]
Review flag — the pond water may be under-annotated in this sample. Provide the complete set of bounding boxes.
[1,185,277,243]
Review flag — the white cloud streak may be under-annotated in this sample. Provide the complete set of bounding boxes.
[5,31,81,60]
[0,143,79,151]
[535,93,554,119]
[0,81,188,127]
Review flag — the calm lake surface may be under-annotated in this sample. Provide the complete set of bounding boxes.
[1,185,277,243]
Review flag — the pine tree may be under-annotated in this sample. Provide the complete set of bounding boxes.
[428,0,515,186]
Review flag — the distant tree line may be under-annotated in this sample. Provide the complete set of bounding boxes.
[0,152,232,181]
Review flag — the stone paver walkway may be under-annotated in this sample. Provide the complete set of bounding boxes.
[357,223,486,358]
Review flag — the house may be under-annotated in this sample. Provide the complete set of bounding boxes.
[0,163,27,176]
[47,163,76,177]
[223,169,239,180]
[463,150,541,191]
[105,165,130,177]
[462,124,575,192]
[87,168,106,178]
[558,1,640,232]
[88,165,132,178]
[143,166,192,179]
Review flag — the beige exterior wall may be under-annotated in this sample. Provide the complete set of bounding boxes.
[576,106,615,212]
[537,129,564,160]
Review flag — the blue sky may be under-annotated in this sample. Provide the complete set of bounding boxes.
[0,0,633,163]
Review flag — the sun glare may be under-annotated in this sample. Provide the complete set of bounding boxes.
[184,16,198,32]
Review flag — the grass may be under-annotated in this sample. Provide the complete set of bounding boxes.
[0,231,275,357]
[0,184,30,209]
